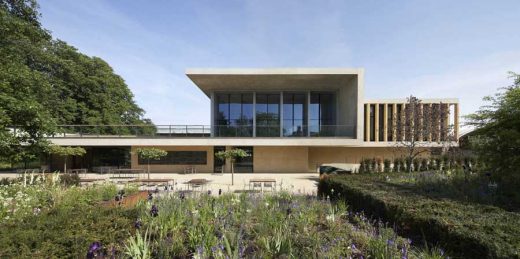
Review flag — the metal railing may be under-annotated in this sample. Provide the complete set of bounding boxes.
[48,124,356,138]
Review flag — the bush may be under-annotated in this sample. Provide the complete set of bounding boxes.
[318,174,520,259]
[383,159,391,173]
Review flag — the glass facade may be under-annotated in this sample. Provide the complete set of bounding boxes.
[213,91,346,137]
[256,93,280,137]
[309,92,336,136]
[215,93,253,137]
[283,93,307,137]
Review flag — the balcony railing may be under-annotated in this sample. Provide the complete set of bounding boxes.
[48,124,356,138]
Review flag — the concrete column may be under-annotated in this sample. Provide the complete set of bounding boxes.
[383,103,388,142]
[401,103,406,141]
[392,103,397,141]
[454,103,459,140]
[427,104,432,142]
[374,103,379,142]
[365,103,370,141]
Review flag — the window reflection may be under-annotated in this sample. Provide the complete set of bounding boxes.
[256,93,280,137]
[215,93,253,136]
[283,93,307,136]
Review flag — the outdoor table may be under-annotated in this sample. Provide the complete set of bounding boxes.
[184,178,211,191]
[249,178,277,191]
[129,178,174,186]
[109,168,145,179]
[79,178,105,186]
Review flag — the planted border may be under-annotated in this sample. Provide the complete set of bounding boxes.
[318,174,520,259]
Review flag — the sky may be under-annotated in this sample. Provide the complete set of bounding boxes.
[39,0,520,127]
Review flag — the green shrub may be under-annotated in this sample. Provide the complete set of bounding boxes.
[383,159,391,173]
[318,174,520,259]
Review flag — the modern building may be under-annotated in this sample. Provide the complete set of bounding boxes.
[48,68,459,173]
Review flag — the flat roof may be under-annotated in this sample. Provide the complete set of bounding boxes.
[186,68,363,97]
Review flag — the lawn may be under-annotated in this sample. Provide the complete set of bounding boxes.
[318,172,520,259]
[0,173,446,258]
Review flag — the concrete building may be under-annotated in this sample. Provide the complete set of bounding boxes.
[48,68,459,173]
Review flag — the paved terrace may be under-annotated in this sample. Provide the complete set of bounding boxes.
[0,173,320,195]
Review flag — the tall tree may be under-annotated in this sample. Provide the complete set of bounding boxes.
[0,0,153,164]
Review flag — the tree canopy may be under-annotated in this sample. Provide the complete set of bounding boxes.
[0,0,152,162]
[466,72,520,184]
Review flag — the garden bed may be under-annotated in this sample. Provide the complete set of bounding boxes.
[318,173,520,259]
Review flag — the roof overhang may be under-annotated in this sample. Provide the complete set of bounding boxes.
[186,68,363,97]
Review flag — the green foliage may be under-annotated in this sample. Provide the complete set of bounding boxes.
[0,181,137,257]
[136,148,167,161]
[466,72,520,188]
[319,174,520,258]
[214,148,250,162]
[0,0,152,161]
[48,145,86,157]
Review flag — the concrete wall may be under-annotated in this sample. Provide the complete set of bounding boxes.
[253,146,309,173]
[131,146,214,173]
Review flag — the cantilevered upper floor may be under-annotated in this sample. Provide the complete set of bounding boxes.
[186,68,364,140]
[46,68,459,147]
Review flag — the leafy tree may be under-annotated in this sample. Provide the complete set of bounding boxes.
[393,95,454,172]
[47,145,86,173]
[215,148,250,185]
[0,0,154,163]
[136,148,167,179]
[466,72,520,185]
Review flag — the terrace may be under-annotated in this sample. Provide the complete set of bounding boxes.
[46,124,356,138]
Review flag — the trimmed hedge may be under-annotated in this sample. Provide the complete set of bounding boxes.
[318,174,520,259]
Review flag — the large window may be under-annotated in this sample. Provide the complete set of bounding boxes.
[139,151,207,165]
[309,92,336,136]
[215,93,253,136]
[256,93,280,137]
[283,93,307,137]
[233,146,253,173]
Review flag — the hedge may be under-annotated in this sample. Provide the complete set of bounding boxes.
[318,174,520,259]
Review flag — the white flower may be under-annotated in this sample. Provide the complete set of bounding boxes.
[246,209,252,213]
[265,202,269,207]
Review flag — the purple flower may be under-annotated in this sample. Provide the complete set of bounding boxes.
[219,189,222,196]
[147,192,153,201]
[134,219,142,229]
[87,242,102,259]
[208,190,212,195]
[351,243,357,250]
[150,204,159,217]
[387,239,395,246]
[401,246,408,259]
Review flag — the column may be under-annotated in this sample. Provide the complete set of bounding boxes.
[427,104,432,142]
[280,92,284,137]
[374,103,379,142]
[392,103,397,141]
[383,103,388,142]
[401,103,406,141]
[365,103,370,141]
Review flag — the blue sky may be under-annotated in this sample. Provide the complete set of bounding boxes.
[39,0,520,126]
